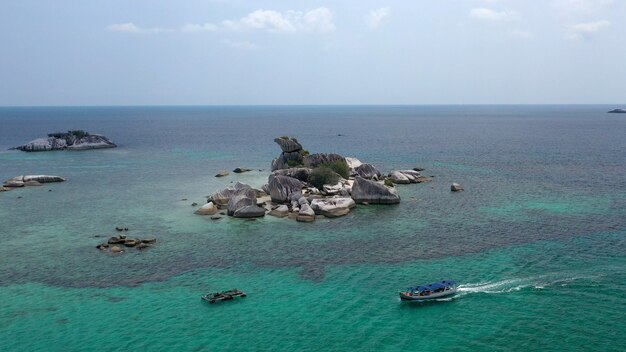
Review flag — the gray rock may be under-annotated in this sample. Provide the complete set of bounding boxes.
[451,183,464,192]
[268,205,289,217]
[351,177,400,204]
[233,205,266,218]
[303,153,345,169]
[208,182,256,205]
[345,157,363,170]
[274,137,303,153]
[12,131,116,152]
[215,170,229,177]
[297,196,309,206]
[389,171,411,184]
[227,188,258,216]
[195,202,218,215]
[355,164,381,180]
[22,175,65,183]
[323,182,343,195]
[415,176,433,183]
[310,198,355,218]
[233,167,252,173]
[608,108,626,113]
[272,168,312,182]
[3,178,25,187]
[267,175,303,203]
[413,167,425,172]
[271,151,304,171]
[296,204,315,222]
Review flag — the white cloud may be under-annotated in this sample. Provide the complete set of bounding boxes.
[551,0,614,17]
[567,19,611,39]
[107,23,164,34]
[469,8,520,21]
[180,23,218,33]
[509,29,533,39]
[365,8,391,29]
[221,39,258,50]
[224,7,335,33]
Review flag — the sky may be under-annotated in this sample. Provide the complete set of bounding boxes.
[1,0,625,106]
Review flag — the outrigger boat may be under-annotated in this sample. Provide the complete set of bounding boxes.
[399,280,457,301]
[201,289,247,304]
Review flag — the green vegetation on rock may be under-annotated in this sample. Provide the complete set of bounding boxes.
[308,167,341,189]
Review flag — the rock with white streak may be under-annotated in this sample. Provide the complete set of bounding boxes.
[296,204,316,222]
[195,202,218,215]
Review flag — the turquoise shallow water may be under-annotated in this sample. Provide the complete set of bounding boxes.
[0,106,625,351]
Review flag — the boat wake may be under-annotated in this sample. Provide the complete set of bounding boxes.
[441,274,594,301]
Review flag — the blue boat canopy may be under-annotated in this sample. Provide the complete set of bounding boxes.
[408,280,456,292]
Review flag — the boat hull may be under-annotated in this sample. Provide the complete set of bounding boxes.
[399,288,457,301]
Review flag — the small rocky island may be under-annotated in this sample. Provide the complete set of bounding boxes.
[607,108,626,113]
[3,175,65,189]
[11,130,116,152]
[197,137,433,222]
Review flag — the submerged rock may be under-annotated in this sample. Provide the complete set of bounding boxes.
[351,177,400,204]
[451,183,464,192]
[233,167,252,173]
[12,131,116,152]
[215,170,229,177]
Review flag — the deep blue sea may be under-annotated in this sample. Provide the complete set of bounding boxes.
[0,105,624,351]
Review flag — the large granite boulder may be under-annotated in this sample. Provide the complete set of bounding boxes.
[195,202,218,215]
[233,205,266,218]
[356,164,381,180]
[296,204,315,222]
[267,175,303,203]
[12,131,116,152]
[351,177,400,204]
[345,157,363,170]
[390,170,421,184]
[271,151,304,171]
[272,168,312,182]
[268,205,289,218]
[390,171,411,184]
[310,198,356,218]
[303,153,345,169]
[227,188,258,216]
[208,182,258,205]
[274,137,303,153]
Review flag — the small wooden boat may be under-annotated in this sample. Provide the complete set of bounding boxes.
[201,289,247,303]
[399,280,457,301]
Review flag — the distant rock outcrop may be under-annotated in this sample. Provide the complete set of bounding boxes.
[11,131,116,152]
[608,108,626,113]
[3,175,65,188]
